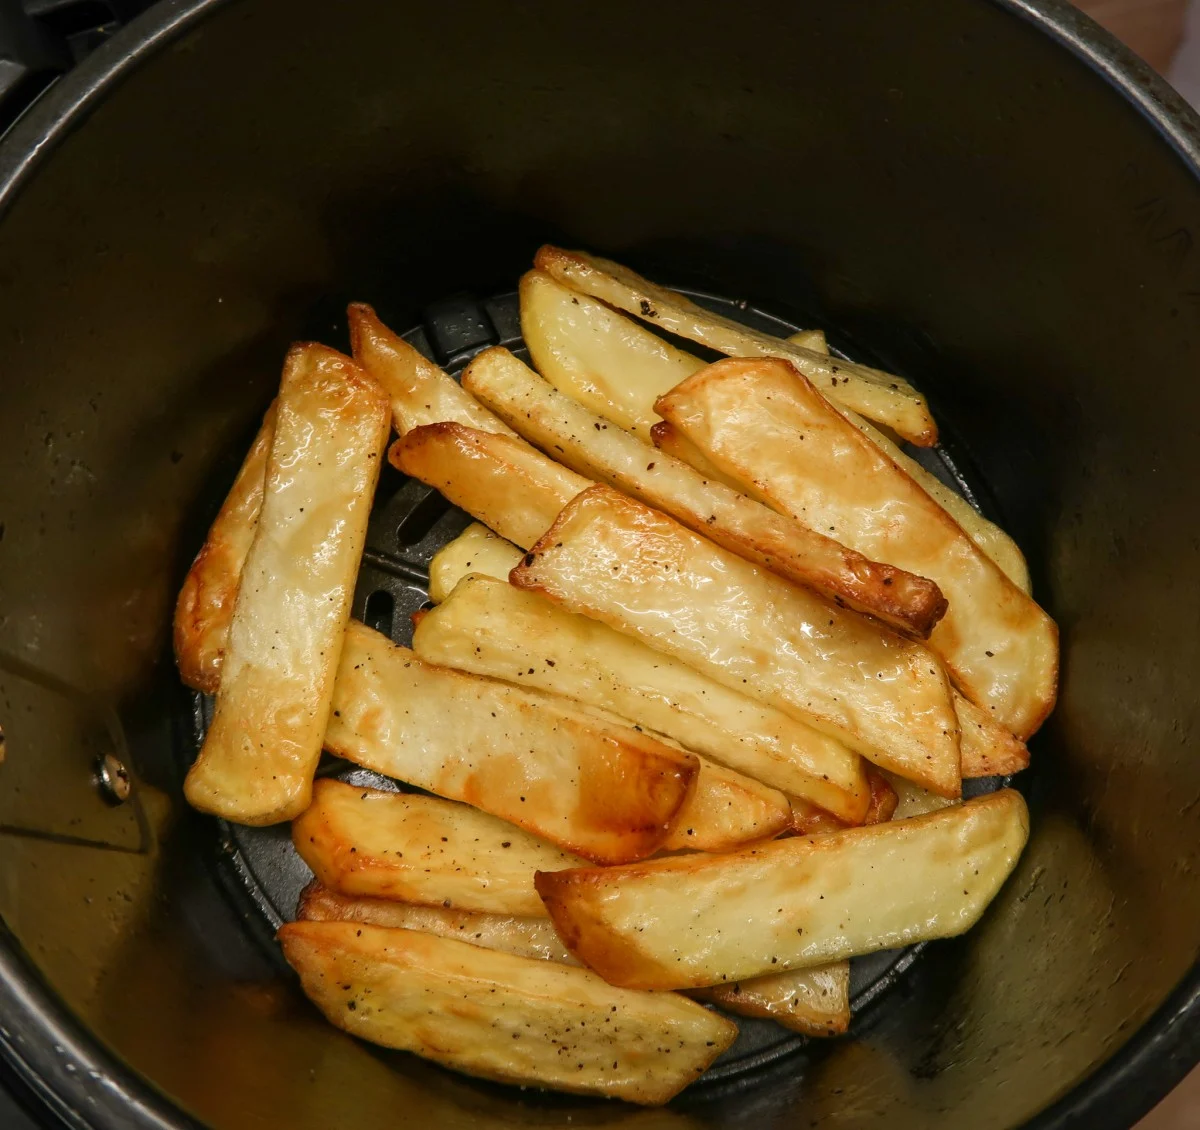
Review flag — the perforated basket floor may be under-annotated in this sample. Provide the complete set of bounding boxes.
[180,286,1008,1091]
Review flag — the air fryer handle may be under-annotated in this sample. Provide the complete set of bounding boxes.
[0,0,69,132]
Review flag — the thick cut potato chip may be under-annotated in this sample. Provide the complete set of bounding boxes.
[534,245,937,446]
[298,882,578,963]
[278,920,737,1104]
[656,358,1058,739]
[463,346,946,638]
[413,574,868,822]
[512,487,962,796]
[185,346,389,825]
[327,621,697,864]
[390,422,590,549]
[294,780,586,916]
[692,961,850,1037]
[660,757,790,852]
[536,790,1029,989]
[427,522,523,603]
[520,269,706,440]
[174,402,276,694]
[347,303,517,438]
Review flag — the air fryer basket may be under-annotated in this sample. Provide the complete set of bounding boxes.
[0,1,1196,1128]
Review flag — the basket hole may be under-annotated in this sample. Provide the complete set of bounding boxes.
[364,590,395,637]
[396,490,449,547]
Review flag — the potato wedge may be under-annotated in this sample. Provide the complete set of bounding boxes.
[512,486,962,796]
[956,691,1030,777]
[520,269,706,440]
[297,882,579,963]
[650,420,750,494]
[293,780,587,916]
[661,758,790,852]
[347,303,518,438]
[413,574,868,822]
[427,522,523,603]
[278,920,737,1104]
[536,790,1029,989]
[879,770,959,821]
[390,422,590,549]
[656,358,1058,739]
[534,245,937,446]
[185,346,389,824]
[787,769,897,835]
[326,621,697,864]
[174,402,276,694]
[463,346,946,638]
[692,961,850,1037]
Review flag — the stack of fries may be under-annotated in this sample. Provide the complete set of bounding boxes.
[175,248,1055,1105]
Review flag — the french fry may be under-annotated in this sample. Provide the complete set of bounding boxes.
[463,347,946,638]
[536,789,1029,990]
[879,770,959,821]
[692,961,850,1037]
[787,769,897,835]
[278,920,737,1104]
[173,402,276,694]
[293,780,586,917]
[326,621,698,865]
[511,486,962,797]
[520,269,706,440]
[184,346,389,825]
[390,422,590,549]
[956,691,1030,777]
[299,881,846,1037]
[297,882,579,964]
[650,420,752,495]
[660,758,790,852]
[534,245,937,446]
[786,328,828,351]
[412,574,868,822]
[427,522,523,603]
[655,358,1058,739]
[347,303,518,438]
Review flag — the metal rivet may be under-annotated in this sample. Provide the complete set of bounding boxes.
[95,753,131,805]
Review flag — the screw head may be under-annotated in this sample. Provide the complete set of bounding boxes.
[96,752,131,805]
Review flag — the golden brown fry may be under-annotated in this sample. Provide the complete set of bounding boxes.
[413,574,868,821]
[347,302,517,438]
[297,882,579,963]
[655,358,1058,739]
[463,346,946,638]
[173,402,276,693]
[534,245,937,446]
[661,758,791,853]
[787,769,897,835]
[512,486,962,796]
[536,790,1029,990]
[278,920,737,1105]
[389,422,590,549]
[294,780,586,917]
[520,269,706,440]
[326,621,698,865]
[427,522,523,603]
[185,347,388,824]
[692,961,850,1037]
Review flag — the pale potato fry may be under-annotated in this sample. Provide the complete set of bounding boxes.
[512,487,962,796]
[878,770,959,821]
[174,402,276,694]
[278,920,737,1104]
[656,358,1058,739]
[413,574,868,822]
[427,522,523,603]
[692,961,850,1037]
[536,789,1029,989]
[297,882,579,963]
[661,757,790,852]
[293,780,587,916]
[326,621,697,864]
[463,346,947,638]
[185,346,389,825]
[390,422,590,549]
[650,420,752,494]
[956,691,1030,777]
[347,303,518,438]
[786,328,828,351]
[520,269,706,440]
[534,245,937,446]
